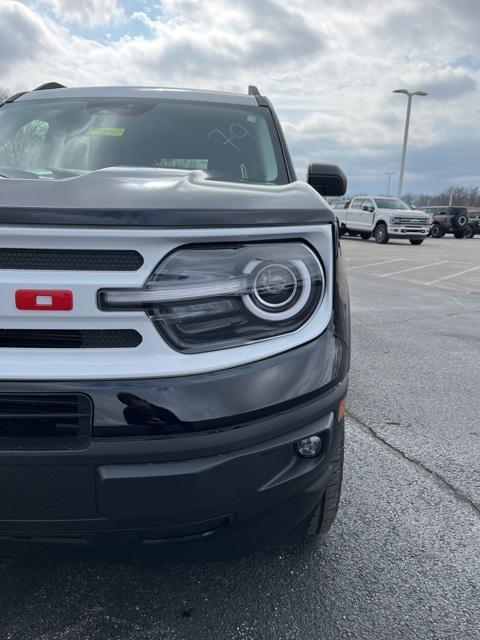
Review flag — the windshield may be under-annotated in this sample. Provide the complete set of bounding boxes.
[374,198,410,210]
[0,98,287,184]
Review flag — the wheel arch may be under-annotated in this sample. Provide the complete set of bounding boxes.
[374,217,388,229]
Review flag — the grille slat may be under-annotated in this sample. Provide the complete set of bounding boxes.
[0,412,91,419]
[0,248,143,271]
[392,217,428,225]
[0,329,142,349]
[0,394,92,450]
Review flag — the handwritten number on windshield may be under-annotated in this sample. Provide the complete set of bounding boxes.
[208,122,255,152]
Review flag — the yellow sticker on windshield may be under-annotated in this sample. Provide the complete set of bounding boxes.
[88,127,125,137]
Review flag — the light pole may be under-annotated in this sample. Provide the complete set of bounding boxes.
[385,171,395,196]
[393,89,428,197]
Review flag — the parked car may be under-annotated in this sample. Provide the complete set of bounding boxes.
[0,83,350,561]
[421,206,472,239]
[335,196,431,244]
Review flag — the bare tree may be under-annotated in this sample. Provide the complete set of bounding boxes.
[405,186,480,208]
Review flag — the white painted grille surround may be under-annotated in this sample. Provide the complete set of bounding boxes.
[0,224,333,380]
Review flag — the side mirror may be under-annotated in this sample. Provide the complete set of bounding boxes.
[307,163,347,197]
[362,204,374,212]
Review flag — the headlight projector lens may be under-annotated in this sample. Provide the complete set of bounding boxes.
[253,263,298,309]
[243,258,313,322]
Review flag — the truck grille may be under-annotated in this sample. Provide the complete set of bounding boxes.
[0,329,142,349]
[0,248,143,271]
[391,217,428,225]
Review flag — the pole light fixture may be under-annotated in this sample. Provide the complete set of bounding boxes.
[393,89,428,197]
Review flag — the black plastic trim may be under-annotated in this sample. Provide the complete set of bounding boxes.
[263,97,297,181]
[34,82,66,91]
[0,393,92,451]
[0,329,142,349]
[1,92,28,106]
[0,83,66,108]
[0,207,334,227]
[0,248,144,271]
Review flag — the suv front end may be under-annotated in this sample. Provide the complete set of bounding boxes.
[0,85,349,561]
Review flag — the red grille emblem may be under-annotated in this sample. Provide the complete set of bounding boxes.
[15,289,73,311]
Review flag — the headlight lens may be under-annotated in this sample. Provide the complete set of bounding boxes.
[100,242,325,353]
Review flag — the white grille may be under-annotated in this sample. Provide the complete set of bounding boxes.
[0,224,333,380]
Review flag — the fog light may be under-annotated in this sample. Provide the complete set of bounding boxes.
[294,435,323,458]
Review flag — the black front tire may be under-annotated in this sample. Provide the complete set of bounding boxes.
[464,225,474,239]
[360,232,372,240]
[431,223,445,238]
[453,230,465,239]
[306,423,345,538]
[374,223,389,244]
[409,239,424,245]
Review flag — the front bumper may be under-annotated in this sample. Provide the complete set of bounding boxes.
[0,329,349,561]
[388,226,430,239]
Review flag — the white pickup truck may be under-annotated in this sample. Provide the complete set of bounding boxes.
[332,196,431,245]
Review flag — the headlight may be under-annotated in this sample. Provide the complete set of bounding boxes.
[100,242,325,353]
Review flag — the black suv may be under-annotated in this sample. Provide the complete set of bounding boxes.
[422,206,476,239]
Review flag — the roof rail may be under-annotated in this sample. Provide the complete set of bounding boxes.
[248,85,269,107]
[1,82,67,108]
[34,82,66,91]
[0,91,28,106]
[0,82,66,108]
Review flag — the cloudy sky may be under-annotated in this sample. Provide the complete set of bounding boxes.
[1,0,479,194]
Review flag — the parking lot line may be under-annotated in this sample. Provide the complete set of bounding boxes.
[347,258,404,270]
[379,260,449,277]
[426,265,480,285]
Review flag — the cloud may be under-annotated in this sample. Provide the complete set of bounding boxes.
[1,0,479,194]
[0,1,57,64]
[40,0,125,27]
[422,72,477,100]
[125,0,324,78]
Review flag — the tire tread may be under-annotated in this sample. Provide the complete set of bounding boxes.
[307,423,345,537]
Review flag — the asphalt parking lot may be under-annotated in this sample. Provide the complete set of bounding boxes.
[345,234,480,293]
[1,237,479,640]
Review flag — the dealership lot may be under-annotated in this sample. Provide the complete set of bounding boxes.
[0,237,479,640]
[345,235,480,292]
